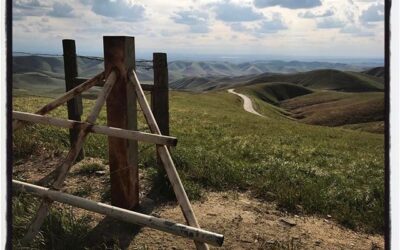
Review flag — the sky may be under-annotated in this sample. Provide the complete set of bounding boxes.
[12,0,385,60]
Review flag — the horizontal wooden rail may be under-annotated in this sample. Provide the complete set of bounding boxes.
[74,77,105,87]
[13,180,224,247]
[140,84,154,92]
[12,111,177,146]
[74,77,154,91]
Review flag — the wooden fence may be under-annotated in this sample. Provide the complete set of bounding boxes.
[62,39,169,165]
[12,36,223,250]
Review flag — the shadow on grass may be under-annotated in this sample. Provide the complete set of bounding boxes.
[85,189,168,249]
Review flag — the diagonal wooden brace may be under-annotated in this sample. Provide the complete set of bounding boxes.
[22,71,117,242]
[13,71,105,131]
[129,70,212,250]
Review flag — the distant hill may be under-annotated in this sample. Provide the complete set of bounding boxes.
[234,79,384,133]
[13,55,103,77]
[280,91,384,133]
[167,60,369,79]
[362,67,385,78]
[171,69,384,92]
[170,75,257,92]
[12,55,384,96]
[13,54,382,80]
[237,82,313,105]
[248,69,384,92]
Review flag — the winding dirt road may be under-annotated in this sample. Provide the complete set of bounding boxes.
[228,89,264,117]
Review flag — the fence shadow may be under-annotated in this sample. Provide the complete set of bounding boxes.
[83,197,157,249]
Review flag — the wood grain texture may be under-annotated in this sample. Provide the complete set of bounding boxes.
[104,36,139,210]
[63,39,84,161]
[14,180,224,246]
[130,70,212,250]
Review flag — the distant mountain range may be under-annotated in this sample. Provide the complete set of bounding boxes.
[12,55,384,96]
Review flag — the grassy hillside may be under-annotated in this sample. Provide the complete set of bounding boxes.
[249,69,384,92]
[363,67,385,78]
[170,69,384,92]
[238,82,313,105]
[13,90,384,235]
[280,91,384,127]
[236,78,384,134]
[170,74,256,92]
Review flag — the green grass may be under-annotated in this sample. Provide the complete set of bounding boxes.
[341,121,384,134]
[12,193,94,249]
[238,82,313,105]
[249,69,384,92]
[13,91,384,235]
[279,91,384,127]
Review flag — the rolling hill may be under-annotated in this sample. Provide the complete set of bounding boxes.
[171,69,384,92]
[362,67,385,78]
[237,82,313,105]
[236,81,384,133]
[280,91,384,132]
[12,54,385,133]
[167,59,371,79]
[247,69,384,92]
[13,54,383,92]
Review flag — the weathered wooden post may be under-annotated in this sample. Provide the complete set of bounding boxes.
[104,36,139,209]
[152,53,169,166]
[62,39,84,161]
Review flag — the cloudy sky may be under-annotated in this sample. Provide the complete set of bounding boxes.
[13,0,385,59]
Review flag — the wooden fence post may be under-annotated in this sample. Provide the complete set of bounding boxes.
[103,36,139,209]
[152,53,169,166]
[152,53,169,136]
[62,39,84,161]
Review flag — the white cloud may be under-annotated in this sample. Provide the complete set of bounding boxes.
[360,3,384,23]
[171,10,210,33]
[212,1,263,22]
[229,22,251,32]
[254,0,322,9]
[298,9,334,18]
[84,0,146,22]
[11,0,384,58]
[316,17,345,29]
[48,2,75,18]
[340,25,373,37]
[13,0,49,19]
[13,0,44,9]
[256,13,288,33]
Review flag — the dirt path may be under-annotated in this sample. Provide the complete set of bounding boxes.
[131,192,383,249]
[228,89,264,117]
[13,155,384,250]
